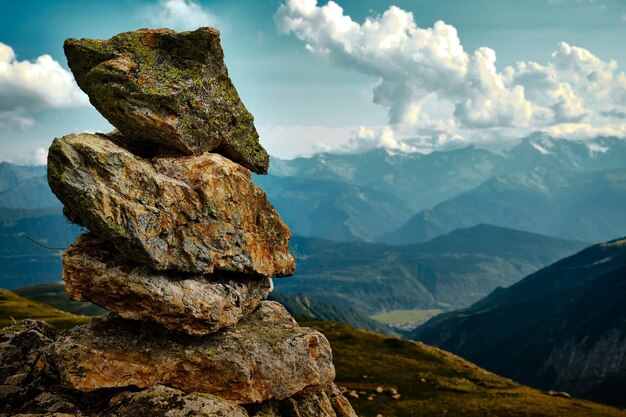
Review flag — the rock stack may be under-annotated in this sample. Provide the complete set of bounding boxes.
[0,27,357,417]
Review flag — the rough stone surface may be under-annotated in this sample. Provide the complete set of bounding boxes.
[0,320,57,413]
[51,302,335,404]
[64,27,269,174]
[48,132,294,276]
[101,385,249,417]
[63,233,272,335]
[247,385,357,417]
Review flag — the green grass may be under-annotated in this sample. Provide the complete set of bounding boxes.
[370,309,443,325]
[303,320,626,417]
[0,288,91,330]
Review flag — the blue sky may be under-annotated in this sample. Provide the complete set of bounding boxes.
[1,0,625,163]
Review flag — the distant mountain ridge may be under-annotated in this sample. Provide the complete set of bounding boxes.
[412,236,626,407]
[275,224,586,314]
[384,167,626,244]
[0,162,59,209]
[267,134,626,243]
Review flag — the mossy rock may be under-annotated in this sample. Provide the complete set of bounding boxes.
[64,27,269,174]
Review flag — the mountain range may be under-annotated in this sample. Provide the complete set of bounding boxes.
[266,134,626,243]
[275,225,585,314]
[412,236,626,407]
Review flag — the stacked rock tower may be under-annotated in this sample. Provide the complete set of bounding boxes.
[36,27,358,416]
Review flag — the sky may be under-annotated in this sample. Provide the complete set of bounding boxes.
[1,0,626,164]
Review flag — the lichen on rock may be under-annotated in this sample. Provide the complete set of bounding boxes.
[47,132,294,277]
[51,302,335,404]
[63,233,273,335]
[64,27,269,174]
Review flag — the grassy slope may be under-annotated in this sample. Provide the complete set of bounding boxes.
[14,282,106,316]
[3,288,625,416]
[304,320,626,417]
[370,309,443,325]
[0,288,90,330]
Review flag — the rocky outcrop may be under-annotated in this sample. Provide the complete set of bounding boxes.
[48,132,294,276]
[1,322,354,417]
[3,25,359,417]
[52,302,335,403]
[0,320,57,413]
[64,27,269,174]
[248,385,358,417]
[63,233,272,335]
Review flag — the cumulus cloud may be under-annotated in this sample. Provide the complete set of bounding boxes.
[342,126,417,153]
[275,0,626,151]
[0,42,87,116]
[145,0,216,31]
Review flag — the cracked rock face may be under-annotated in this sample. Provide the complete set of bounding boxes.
[0,320,58,413]
[48,132,294,277]
[51,302,335,404]
[248,385,358,417]
[64,27,269,174]
[63,233,273,335]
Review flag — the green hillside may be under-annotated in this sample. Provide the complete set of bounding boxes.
[0,288,90,330]
[269,292,396,335]
[13,282,106,316]
[305,320,626,417]
[2,289,624,417]
[413,237,626,407]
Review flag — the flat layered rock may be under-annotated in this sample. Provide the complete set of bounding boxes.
[64,27,268,174]
[51,302,335,404]
[48,132,294,277]
[63,233,272,335]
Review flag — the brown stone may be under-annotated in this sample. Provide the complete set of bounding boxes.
[63,233,272,335]
[51,302,335,404]
[48,132,294,276]
[64,27,269,174]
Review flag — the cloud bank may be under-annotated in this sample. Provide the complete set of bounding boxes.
[0,42,87,130]
[145,0,216,31]
[275,0,626,151]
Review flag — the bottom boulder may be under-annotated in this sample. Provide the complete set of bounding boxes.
[51,302,335,404]
[1,317,358,417]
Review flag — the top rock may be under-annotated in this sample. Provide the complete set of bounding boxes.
[64,27,269,174]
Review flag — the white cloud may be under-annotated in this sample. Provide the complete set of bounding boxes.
[258,124,355,158]
[0,42,87,115]
[33,147,48,166]
[0,110,35,130]
[145,0,216,31]
[343,126,417,153]
[275,0,626,151]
